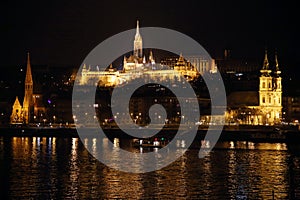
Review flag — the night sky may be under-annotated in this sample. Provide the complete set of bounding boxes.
[0,0,298,75]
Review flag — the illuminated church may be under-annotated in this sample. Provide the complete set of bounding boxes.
[226,50,282,125]
[123,20,156,70]
[80,20,199,86]
[10,53,45,124]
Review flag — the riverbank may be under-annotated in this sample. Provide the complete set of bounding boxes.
[0,125,300,143]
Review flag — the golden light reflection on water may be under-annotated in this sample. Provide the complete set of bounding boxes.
[52,137,56,156]
[220,141,290,199]
[256,147,289,199]
[67,138,79,199]
[226,141,287,151]
[1,137,299,199]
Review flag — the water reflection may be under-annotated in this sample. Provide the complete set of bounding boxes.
[67,138,79,199]
[0,136,299,199]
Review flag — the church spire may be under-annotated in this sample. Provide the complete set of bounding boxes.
[262,49,269,70]
[275,51,279,71]
[134,20,143,58]
[260,49,271,76]
[25,52,33,84]
[274,51,281,76]
[135,20,140,36]
[23,52,34,124]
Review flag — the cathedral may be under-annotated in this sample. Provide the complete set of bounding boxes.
[226,50,282,125]
[10,53,45,125]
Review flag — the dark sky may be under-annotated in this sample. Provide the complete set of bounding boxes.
[0,0,298,74]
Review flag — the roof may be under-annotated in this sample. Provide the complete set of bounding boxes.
[227,91,259,107]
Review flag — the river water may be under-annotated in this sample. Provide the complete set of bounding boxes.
[0,136,300,199]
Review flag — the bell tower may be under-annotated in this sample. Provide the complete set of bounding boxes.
[22,53,34,124]
[259,50,272,107]
[259,50,282,124]
[272,52,282,119]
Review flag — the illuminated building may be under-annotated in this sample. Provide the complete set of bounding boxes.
[226,50,282,125]
[80,21,202,86]
[10,96,23,124]
[10,53,45,124]
[185,55,217,74]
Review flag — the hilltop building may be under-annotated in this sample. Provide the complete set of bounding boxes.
[80,20,214,86]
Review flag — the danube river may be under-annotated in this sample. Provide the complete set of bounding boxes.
[0,136,299,199]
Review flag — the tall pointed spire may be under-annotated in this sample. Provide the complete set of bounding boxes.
[134,20,143,58]
[275,51,279,71]
[25,52,33,84]
[262,49,269,70]
[274,51,281,76]
[135,20,140,36]
[23,52,34,124]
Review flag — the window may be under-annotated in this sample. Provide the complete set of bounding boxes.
[269,97,271,103]
[268,82,271,88]
[262,82,265,88]
[262,97,265,103]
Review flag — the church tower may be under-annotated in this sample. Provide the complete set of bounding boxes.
[259,50,282,124]
[134,20,143,58]
[22,53,34,124]
[272,52,282,118]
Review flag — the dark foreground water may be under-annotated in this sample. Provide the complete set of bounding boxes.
[1,136,300,199]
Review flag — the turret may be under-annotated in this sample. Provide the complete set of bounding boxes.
[149,50,155,64]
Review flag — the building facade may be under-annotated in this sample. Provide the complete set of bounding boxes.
[226,50,282,125]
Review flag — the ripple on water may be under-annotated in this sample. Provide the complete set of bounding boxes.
[0,137,298,199]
